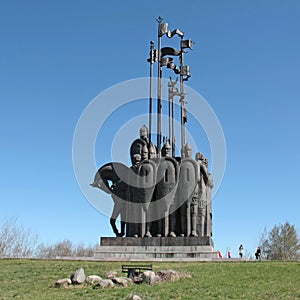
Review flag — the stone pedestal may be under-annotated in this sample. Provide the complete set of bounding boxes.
[94,237,218,261]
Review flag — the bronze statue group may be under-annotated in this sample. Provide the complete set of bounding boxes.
[91,125,214,239]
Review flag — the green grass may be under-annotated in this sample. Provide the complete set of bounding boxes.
[0,259,299,300]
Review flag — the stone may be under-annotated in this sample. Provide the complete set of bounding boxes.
[105,271,118,279]
[70,267,85,284]
[155,275,161,282]
[126,277,134,284]
[133,276,143,284]
[112,276,130,287]
[54,278,71,287]
[142,271,156,285]
[157,269,180,282]
[98,279,114,288]
[85,275,102,284]
[130,295,142,300]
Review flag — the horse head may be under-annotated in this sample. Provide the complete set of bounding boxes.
[90,162,129,198]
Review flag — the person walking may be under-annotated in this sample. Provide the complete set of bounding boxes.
[239,244,244,258]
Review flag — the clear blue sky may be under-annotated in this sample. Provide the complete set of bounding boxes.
[1,0,300,257]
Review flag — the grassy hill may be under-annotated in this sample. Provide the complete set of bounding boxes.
[0,259,299,300]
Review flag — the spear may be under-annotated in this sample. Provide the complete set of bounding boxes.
[179,37,186,157]
[147,41,155,148]
[156,16,163,157]
[179,38,193,157]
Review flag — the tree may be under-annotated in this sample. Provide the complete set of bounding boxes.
[38,239,73,258]
[74,242,96,257]
[0,218,39,258]
[259,222,300,260]
[0,217,97,259]
[37,240,97,258]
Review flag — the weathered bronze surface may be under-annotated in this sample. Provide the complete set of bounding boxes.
[91,19,213,243]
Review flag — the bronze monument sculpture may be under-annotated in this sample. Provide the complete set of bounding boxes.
[91,18,217,259]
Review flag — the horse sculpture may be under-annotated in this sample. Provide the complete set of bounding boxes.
[90,162,129,237]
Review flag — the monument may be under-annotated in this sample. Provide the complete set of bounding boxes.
[91,18,218,260]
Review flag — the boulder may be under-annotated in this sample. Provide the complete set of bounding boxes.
[70,267,86,284]
[125,277,134,285]
[132,276,143,284]
[153,275,161,284]
[54,278,71,287]
[85,275,102,284]
[142,271,156,285]
[157,269,180,282]
[99,279,114,288]
[112,276,130,287]
[105,271,118,279]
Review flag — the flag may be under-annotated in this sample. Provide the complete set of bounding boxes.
[159,22,169,37]
[167,28,184,38]
[159,22,184,38]
[180,65,191,77]
[181,65,191,81]
[160,57,174,67]
[160,57,180,74]
[161,47,181,58]
[181,39,194,50]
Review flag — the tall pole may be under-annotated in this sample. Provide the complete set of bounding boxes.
[156,17,163,158]
[168,81,172,149]
[168,78,176,158]
[171,89,175,157]
[148,41,154,147]
[179,37,186,157]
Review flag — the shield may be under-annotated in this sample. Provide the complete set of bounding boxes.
[174,157,199,236]
[126,160,157,237]
[154,157,179,212]
[175,158,199,209]
[136,159,157,210]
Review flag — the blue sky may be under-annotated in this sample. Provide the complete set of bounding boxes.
[1,0,300,257]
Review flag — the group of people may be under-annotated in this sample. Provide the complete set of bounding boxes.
[218,244,262,260]
[239,244,261,260]
[232,244,261,260]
